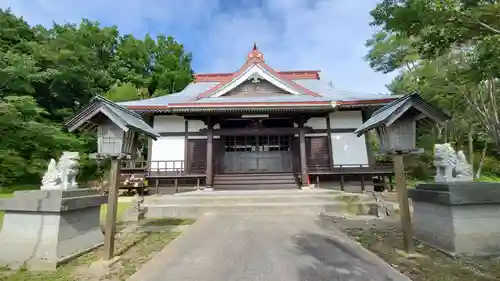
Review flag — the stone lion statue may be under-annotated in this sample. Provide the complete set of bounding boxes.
[434,143,473,182]
[41,152,80,190]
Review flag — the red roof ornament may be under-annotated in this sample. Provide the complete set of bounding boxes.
[247,42,264,62]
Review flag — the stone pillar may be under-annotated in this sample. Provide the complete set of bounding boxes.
[299,125,309,186]
[206,117,214,188]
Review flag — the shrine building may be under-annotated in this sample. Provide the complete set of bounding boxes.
[120,44,396,191]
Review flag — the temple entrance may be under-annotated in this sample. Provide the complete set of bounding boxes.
[222,135,293,173]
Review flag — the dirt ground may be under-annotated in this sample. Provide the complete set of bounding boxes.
[333,216,500,281]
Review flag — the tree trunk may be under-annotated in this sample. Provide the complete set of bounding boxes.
[468,125,475,179]
[476,140,488,179]
[444,123,448,143]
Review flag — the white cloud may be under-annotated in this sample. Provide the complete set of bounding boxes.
[0,0,395,94]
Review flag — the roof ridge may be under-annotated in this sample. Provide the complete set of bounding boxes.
[192,44,321,99]
[371,92,417,117]
[93,95,144,119]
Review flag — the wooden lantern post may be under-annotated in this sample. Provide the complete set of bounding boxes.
[393,152,414,253]
[64,95,159,260]
[103,157,121,260]
[355,92,450,254]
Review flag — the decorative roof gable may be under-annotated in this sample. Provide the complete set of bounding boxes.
[354,91,450,137]
[65,95,159,140]
[194,44,322,100]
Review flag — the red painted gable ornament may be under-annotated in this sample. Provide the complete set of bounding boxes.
[247,43,264,62]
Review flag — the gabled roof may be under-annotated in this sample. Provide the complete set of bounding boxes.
[193,44,321,99]
[65,95,159,140]
[354,91,450,137]
[119,44,398,112]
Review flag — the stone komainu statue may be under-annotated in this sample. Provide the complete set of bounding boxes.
[434,143,473,182]
[41,152,80,190]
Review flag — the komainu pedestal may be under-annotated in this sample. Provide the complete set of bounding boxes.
[0,189,107,270]
[408,182,500,256]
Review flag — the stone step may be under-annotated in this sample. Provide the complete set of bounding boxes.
[214,184,298,190]
[145,201,380,219]
[215,173,294,177]
[214,174,295,181]
[214,178,296,185]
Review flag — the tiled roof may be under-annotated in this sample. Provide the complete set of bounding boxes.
[119,79,394,108]
[119,82,219,106]
[119,44,397,110]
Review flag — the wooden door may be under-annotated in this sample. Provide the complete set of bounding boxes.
[306,136,330,169]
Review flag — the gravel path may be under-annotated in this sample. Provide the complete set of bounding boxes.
[128,213,410,281]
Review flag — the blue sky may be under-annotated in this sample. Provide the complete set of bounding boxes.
[0,0,396,95]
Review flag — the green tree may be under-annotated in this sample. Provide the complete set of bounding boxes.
[365,0,500,175]
[0,96,86,185]
[0,8,194,186]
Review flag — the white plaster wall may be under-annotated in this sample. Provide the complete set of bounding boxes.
[188,120,207,132]
[150,136,185,170]
[305,117,327,130]
[329,111,363,129]
[153,115,185,132]
[330,133,369,166]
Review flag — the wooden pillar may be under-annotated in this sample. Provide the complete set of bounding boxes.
[184,119,189,173]
[206,117,214,187]
[393,153,415,254]
[146,114,154,161]
[103,158,121,260]
[325,113,334,169]
[299,125,308,186]
[362,109,376,167]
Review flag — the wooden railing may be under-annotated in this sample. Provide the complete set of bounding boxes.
[120,160,206,177]
[307,163,394,174]
[307,163,395,192]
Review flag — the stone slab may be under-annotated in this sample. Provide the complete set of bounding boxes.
[412,201,500,256]
[408,182,500,205]
[0,189,107,270]
[0,189,107,212]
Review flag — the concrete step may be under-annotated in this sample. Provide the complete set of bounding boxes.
[146,192,369,205]
[167,189,342,197]
[145,201,380,219]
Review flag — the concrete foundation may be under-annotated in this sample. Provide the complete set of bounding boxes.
[0,189,107,270]
[409,182,500,256]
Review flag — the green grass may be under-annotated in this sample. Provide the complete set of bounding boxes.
[0,185,38,195]
[477,175,500,182]
[0,220,187,281]
[99,201,132,224]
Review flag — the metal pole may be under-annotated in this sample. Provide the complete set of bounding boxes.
[393,153,415,254]
[103,158,121,260]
